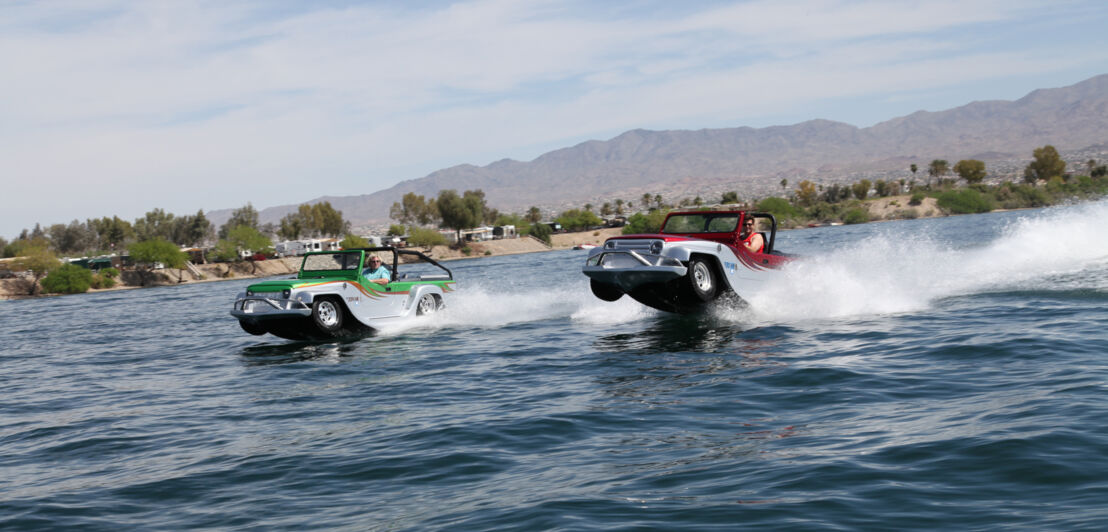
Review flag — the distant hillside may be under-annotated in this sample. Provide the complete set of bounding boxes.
[211,74,1108,229]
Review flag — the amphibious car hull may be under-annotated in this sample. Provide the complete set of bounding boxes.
[583,235,790,314]
[231,247,454,341]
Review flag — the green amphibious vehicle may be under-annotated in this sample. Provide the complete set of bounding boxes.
[230,247,455,340]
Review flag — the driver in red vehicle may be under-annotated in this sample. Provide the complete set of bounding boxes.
[362,255,391,285]
[739,216,764,253]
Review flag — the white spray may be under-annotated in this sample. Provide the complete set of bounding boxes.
[375,201,1108,334]
[746,201,1108,323]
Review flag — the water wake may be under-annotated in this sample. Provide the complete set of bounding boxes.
[378,201,1108,332]
[747,201,1108,322]
[371,281,655,335]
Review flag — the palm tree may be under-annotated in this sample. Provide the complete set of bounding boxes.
[527,206,542,223]
[928,159,948,187]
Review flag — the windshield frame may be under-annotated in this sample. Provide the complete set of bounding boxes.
[300,251,364,272]
[660,213,740,234]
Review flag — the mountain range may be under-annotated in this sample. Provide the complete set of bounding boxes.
[211,74,1108,229]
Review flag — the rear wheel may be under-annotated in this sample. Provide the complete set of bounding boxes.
[312,298,344,334]
[685,257,717,302]
[590,280,624,302]
[416,294,440,315]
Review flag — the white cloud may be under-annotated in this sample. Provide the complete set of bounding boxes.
[1,0,1106,237]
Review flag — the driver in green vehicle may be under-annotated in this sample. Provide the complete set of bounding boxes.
[362,255,391,285]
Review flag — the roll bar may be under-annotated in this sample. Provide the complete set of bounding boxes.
[747,212,778,254]
[347,246,454,282]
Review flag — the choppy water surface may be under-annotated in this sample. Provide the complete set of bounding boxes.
[3,202,1108,530]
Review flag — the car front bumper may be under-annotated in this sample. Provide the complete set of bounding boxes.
[582,250,688,291]
[230,296,312,320]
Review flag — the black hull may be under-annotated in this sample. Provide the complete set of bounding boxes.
[238,316,374,342]
[625,280,743,314]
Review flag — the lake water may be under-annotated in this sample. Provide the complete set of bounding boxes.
[3,201,1108,530]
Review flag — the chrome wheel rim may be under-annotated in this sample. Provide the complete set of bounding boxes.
[317,301,339,327]
[418,294,436,314]
[692,262,712,292]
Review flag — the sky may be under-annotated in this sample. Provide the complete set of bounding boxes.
[2,0,1107,239]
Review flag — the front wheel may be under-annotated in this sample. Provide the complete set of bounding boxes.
[685,257,718,302]
[590,279,624,302]
[239,319,267,336]
[312,298,344,334]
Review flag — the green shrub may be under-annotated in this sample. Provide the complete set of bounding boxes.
[555,209,603,232]
[340,234,369,249]
[936,189,994,214]
[1075,175,1096,193]
[755,197,801,220]
[130,238,187,269]
[90,272,117,289]
[41,264,93,294]
[529,222,552,243]
[843,208,869,224]
[407,226,448,247]
[1044,176,1068,196]
[1012,184,1051,208]
[622,210,667,234]
[805,201,841,222]
[908,192,926,206]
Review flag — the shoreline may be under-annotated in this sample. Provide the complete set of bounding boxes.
[0,230,620,301]
[0,193,1027,301]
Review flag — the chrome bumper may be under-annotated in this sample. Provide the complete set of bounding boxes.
[582,250,687,291]
[230,297,312,320]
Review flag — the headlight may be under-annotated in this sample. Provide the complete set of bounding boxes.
[650,240,663,255]
[282,289,291,299]
[246,290,254,296]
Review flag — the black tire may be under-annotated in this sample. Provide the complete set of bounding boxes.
[590,279,624,302]
[416,293,440,315]
[311,297,344,334]
[685,257,718,302]
[239,319,267,336]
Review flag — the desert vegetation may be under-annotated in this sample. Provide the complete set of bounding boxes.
[4,144,1106,296]
[602,146,1107,234]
